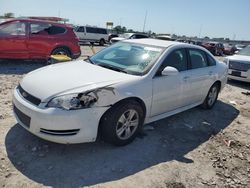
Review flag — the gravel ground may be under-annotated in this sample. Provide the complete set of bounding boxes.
[0,46,249,188]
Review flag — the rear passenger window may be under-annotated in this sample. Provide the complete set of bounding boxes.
[86,27,107,34]
[47,26,66,35]
[98,28,107,34]
[30,23,50,35]
[86,27,97,33]
[188,49,208,69]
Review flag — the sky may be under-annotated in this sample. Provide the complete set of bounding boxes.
[1,0,250,40]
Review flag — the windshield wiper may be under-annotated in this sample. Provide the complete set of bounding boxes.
[98,64,128,74]
[84,56,95,64]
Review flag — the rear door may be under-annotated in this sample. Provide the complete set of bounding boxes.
[27,22,53,58]
[85,27,97,41]
[182,48,216,106]
[27,23,68,59]
[85,27,108,41]
[0,21,28,58]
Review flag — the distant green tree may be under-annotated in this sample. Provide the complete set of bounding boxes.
[113,25,127,34]
[122,26,127,32]
[127,29,134,33]
[172,34,178,38]
[4,12,14,18]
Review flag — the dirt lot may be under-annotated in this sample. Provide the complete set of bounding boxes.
[0,46,249,188]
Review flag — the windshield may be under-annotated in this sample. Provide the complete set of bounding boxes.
[119,33,133,39]
[89,42,164,75]
[238,46,250,56]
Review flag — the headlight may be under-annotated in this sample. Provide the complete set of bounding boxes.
[47,92,97,110]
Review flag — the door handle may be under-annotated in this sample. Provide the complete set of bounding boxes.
[209,71,213,76]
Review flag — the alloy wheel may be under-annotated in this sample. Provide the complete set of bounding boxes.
[116,109,139,140]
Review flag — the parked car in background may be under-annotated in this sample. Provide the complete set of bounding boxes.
[13,39,227,146]
[202,42,224,56]
[235,44,246,53]
[194,41,203,46]
[223,43,237,55]
[108,33,118,42]
[74,26,108,46]
[224,45,250,82]
[0,19,81,60]
[155,35,175,41]
[110,33,149,43]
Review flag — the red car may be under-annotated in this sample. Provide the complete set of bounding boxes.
[223,43,237,55]
[202,42,224,56]
[0,19,81,60]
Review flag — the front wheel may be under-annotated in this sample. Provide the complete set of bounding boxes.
[201,83,219,109]
[100,101,144,146]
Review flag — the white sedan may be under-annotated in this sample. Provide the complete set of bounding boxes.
[13,39,228,146]
[224,45,250,82]
[110,33,148,44]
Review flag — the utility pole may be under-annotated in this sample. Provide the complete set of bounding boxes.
[198,24,203,38]
[143,10,148,33]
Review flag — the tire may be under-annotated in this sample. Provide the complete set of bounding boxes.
[99,39,105,46]
[51,47,71,58]
[201,83,220,109]
[100,100,144,146]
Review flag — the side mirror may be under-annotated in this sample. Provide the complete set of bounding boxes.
[161,66,179,76]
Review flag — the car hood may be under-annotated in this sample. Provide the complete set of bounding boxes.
[227,54,250,62]
[20,60,137,102]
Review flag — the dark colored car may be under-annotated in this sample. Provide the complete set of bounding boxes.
[223,43,237,55]
[0,19,81,60]
[108,33,118,42]
[202,42,224,56]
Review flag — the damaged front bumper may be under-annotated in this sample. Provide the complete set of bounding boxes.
[13,88,109,144]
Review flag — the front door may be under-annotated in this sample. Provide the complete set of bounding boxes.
[0,21,28,59]
[151,48,189,116]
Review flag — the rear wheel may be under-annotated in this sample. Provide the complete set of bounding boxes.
[201,83,219,109]
[100,101,144,146]
[51,47,71,57]
[99,39,105,46]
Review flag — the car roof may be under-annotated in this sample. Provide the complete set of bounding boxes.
[156,35,172,38]
[0,18,71,28]
[76,25,107,29]
[207,41,219,44]
[124,38,202,49]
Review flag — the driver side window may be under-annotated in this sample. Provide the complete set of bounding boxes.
[157,49,188,76]
[0,21,26,36]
